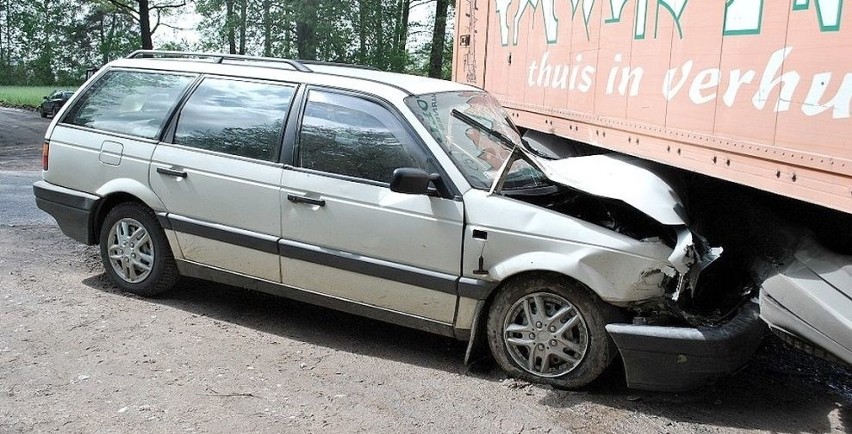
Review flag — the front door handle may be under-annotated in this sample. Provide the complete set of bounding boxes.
[287,194,325,207]
[156,167,188,178]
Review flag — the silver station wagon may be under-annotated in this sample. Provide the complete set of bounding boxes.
[34,50,764,391]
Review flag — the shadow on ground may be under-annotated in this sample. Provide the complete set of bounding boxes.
[83,272,850,432]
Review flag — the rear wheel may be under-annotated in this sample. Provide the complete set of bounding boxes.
[486,275,618,389]
[99,202,178,296]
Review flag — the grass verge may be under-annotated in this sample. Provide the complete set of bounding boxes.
[0,86,75,109]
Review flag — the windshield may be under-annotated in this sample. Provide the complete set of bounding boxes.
[405,91,547,190]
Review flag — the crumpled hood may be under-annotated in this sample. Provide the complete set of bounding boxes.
[535,154,688,226]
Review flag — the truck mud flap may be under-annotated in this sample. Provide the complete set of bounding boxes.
[605,302,765,392]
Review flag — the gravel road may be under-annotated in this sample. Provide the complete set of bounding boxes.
[1,106,850,432]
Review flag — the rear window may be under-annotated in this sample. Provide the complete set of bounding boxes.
[174,77,295,162]
[64,70,195,139]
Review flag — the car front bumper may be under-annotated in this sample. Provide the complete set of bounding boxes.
[605,301,765,391]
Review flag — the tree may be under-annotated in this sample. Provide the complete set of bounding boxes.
[106,0,186,50]
[427,0,449,78]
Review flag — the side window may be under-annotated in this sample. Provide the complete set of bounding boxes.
[65,70,194,139]
[298,90,434,183]
[174,77,295,162]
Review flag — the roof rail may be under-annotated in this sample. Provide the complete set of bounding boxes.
[126,50,312,73]
[298,60,379,71]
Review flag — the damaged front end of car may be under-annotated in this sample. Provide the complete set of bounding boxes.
[496,148,765,391]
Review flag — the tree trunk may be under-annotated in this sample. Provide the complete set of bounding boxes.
[428,0,449,78]
[262,0,271,57]
[296,2,316,60]
[138,0,153,49]
[358,0,367,64]
[238,0,247,55]
[283,3,291,56]
[225,0,236,54]
[0,0,5,66]
[391,0,410,70]
[373,1,383,68]
[99,14,107,64]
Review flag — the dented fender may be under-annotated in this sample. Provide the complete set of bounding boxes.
[487,249,670,304]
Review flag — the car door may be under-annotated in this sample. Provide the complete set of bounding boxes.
[150,76,297,282]
[279,88,465,325]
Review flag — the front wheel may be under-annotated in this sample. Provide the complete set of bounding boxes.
[486,275,618,389]
[99,202,178,296]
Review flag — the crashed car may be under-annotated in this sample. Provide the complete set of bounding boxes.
[34,50,763,392]
[761,236,852,367]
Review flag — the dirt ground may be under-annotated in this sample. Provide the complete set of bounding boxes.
[1,106,850,432]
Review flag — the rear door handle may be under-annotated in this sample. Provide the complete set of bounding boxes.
[156,167,188,178]
[287,194,325,207]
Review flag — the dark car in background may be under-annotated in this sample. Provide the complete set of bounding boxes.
[39,90,74,118]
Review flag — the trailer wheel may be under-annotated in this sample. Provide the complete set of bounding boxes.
[486,275,618,389]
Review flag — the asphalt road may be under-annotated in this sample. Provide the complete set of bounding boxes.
[0,171,53,225]
[0,107,52,226]
[0,107,48,171]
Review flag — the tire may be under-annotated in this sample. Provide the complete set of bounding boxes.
[99,202,179,296]
[486,274,618,389]
[39,106,47,118]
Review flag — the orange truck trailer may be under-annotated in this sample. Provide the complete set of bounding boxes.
[453,1,852,369]
[454,0,850,214]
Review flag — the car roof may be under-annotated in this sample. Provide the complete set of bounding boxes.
[103,51,478,99]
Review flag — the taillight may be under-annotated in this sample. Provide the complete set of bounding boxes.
[42,141,49,171]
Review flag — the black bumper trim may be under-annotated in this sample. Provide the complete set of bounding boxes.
[606,302,766,392]
[33,181,100,245]
[278,238,459,295]
[167,214,279,254]
[458,277,498,300]
[176,260,456,338]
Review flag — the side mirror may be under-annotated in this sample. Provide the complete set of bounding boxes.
[43,96,48,100]
[390,167,438,195]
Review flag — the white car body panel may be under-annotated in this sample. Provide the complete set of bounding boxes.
[278,168,465,323]
[149,144,285,281]
[761,237,852,366]
[461,189,675,304]
[538,154,686,226]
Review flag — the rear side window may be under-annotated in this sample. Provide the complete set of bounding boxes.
[65,70,194,139]
[174,77,295,162]
[298,90,434,183]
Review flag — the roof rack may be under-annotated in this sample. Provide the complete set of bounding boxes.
[126,50,312,73]
[298,60,379,71]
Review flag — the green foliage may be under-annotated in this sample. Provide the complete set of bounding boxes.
[0,0,456,86]
[0,0,139,86]
[0,86,75,107]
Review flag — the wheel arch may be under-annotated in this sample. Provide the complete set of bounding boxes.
[464,268,613,366]
[91,180,164,246]
[489,251,617,302]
